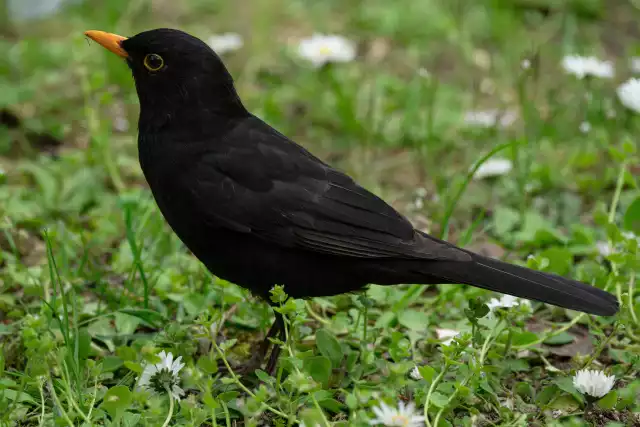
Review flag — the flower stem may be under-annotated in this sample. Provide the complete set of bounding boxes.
[161,388,175,427]
[608,161,627,223]
[212,342,289,419]
[424,361,450,427]
[281,310,331,427]
[304,301,330,325]
[47,376,74,427]
[628,273,638,327]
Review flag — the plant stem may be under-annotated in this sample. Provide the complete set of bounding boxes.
[432,376,470,427]
[423,361,449,427]
[212,342,289,419]
[440,141,516,240]
[161,389,175,427]
[38,378,46,426]
[47,376,74,427]
[628,273,638,327]
[305,301,330,325]
[608,161,627,223]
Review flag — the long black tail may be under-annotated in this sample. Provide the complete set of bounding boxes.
[417,252,619,316]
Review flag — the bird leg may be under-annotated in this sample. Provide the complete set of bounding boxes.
[218,311,285,376]
[264,312,285,375]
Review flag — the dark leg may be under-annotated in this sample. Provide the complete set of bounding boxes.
[219,310,285,375]
[265,312,285,375]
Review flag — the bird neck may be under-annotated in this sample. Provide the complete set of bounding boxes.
[136,79,248,135]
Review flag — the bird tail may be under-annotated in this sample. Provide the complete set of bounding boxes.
[411,252,619,316]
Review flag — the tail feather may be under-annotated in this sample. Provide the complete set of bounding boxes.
[420,253,619,316]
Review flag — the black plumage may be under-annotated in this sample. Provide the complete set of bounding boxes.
[86,28,619,372]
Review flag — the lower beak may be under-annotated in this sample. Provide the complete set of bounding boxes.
[85,30,129,58]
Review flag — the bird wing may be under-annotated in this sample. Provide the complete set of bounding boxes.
[188,117,470,261]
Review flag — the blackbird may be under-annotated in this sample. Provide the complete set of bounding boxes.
[86,28,618,372]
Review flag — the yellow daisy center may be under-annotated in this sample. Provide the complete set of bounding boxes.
[391,414,410,426]
[319,45,332,55]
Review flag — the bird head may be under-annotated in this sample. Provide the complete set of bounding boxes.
[85,28,247,132]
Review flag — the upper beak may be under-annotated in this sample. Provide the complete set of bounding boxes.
[85,30,129,58]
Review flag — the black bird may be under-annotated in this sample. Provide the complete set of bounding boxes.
[86,28,619,372]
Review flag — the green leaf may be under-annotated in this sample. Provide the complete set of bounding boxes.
[218,391,240,402]
[118,308,165,327]
[535,385,559,405]
[298,407,329,427]
[622,137,636,155]
[75,328,92,370]
[316,329,343,367]
[428,391,449,408]
[319,398,345,412]
[554,377,584,403]
[183,293,207,317]
[492,206,520,237]
[543,331,575,345]
[114,313,141,335]
[122,412,141,427]
[102,356,124,372]
[511,331,539,347]
[196,355,218,374]
[101,386,132,419]
[0,388,36,404]
[539,247,573,276]
[504,358,530,372]
[255,369,274,384]
[418,365,436,383]
[623,197,640,234]
[124,361,142,374]
[303,356,332,387]
[596,390,617,410]
[345,393,357,409]
[514,210,548,242]
[549,394,580,411]
[202,392,218,409]
[516,382,534,400]
[116,346,138,362]
[397,309,429,331]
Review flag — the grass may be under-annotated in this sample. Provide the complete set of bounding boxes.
[0,0,639,425]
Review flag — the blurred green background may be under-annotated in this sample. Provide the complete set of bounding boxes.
[0,0,639,426]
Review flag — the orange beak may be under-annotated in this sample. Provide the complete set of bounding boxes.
[84,30,129,58]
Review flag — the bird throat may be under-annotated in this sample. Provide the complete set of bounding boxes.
[136,80,247,135]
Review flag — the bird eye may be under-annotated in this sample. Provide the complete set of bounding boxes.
[143,53,164,71]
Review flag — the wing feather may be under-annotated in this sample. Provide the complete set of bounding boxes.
[191,116,470,262]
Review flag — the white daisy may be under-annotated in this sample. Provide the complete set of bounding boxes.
[561,55,614,79]
[572,369,615,398]
[207,33,244,55]
[370,401,425,426]
[417,68,430,78]
[579,121,591,133]
[138,350,185,400]
[617,78,640,113]
[596,241,613,257]
[487,295,531,312]
[473,158,513,180]
[409,366,422,380]
[113,116,129,133]
[435,328,460,346]
[500,397,515,410]
[463,110,516,128]
[297,34,356,68]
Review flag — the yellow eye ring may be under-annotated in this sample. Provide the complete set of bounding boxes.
[144,53,164,71]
